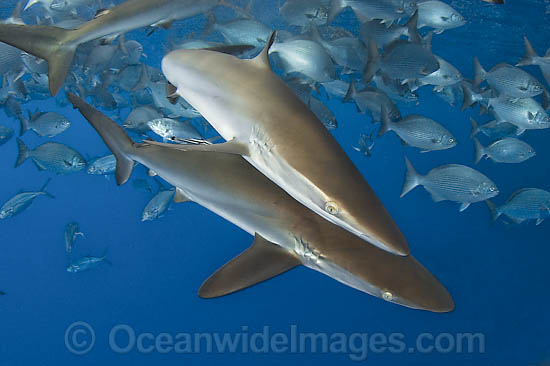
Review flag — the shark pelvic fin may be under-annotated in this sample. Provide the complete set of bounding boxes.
[198,233,301,298]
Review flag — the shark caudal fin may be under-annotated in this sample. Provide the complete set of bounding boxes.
[0,24,78,96]
[198,233,301,298]
[66,93,136,185]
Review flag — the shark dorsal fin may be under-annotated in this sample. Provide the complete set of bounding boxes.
[250,31,276,69]
[198,233,301,298]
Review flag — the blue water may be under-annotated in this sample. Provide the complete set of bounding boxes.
[0,1,549,365]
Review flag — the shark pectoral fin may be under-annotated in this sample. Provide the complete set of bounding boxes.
[166,81,178,104]
[198,233,301,298]
[144,139,250,156]
[174,188,191,203]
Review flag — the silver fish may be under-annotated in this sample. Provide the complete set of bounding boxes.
[329,0,417,24]
[67,253,110,273]
[269,39,336,82]
[321,79,348,99]
[353,132,376,157]
[469,118,520,140]
[15,138,86,174]
[308,96,337,130]
[402,157,499,211]
[489,96,550,133]
[280,0,329,27]
[474,58,544,98]
[473,137,535,164]
[411,55,462,91]
[21,111,70,137]
[0,125,14,145]
[86,154,117,175]
[205,15,272,48]
[0,178,54,219]
[343,79,401,122]
[486,188,550,225]
[122,106,163,134]
[141,182,175,222]
[380,107,457,152]
[417,0,465,33]
[365,39,440,82]
[147,118,202,142]
[359,10,418,49]
[372,72,419,104]
[147,80,201,119]
[64,221,83,253]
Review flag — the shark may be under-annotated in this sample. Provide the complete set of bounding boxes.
[157,32,411,256]
[0,0,220,96]
[67,93,454,312]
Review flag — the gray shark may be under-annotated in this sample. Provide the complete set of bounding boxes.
[158,32,410,256]
[0,0,220,96]
[67,93,454,312]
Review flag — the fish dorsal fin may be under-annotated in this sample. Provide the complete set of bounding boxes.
[198,233,301,298]
[174,188,190,203]
[250,31,276,69]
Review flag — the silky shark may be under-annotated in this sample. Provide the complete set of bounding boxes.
[67,93,454,312]
[0,0,220,96]
[158,32,410,256]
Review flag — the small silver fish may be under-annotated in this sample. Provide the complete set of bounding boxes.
[486,188,550,225]
[353,132,376,157]
[147,118,202,142]
[473,137,535,164]
[0,178,54,219]
[380,107,457,152]
[401,157,499,211]
[64,222,83,253]
[86,154,117,175]
[474,58,543,98]
[122,106,163,134]
[417,0,465,33]
[309,96,337,130]
[15,138,86,174]
[411,55,462,91]
[469,118,520,140]
[67,253,110,273]
[344,79,401,122]
[141,181,175,221]
[21,111,70,137]
[280,0,329,27]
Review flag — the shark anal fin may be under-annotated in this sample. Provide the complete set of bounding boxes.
[199,233,301,298]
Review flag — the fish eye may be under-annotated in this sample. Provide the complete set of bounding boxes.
[324,201,339,215]
[448,137,455,143]
[382,291,393,301]
[489,186,496,192]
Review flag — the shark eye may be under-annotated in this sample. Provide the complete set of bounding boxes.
[325,201,339,215]
[382,291,393,301]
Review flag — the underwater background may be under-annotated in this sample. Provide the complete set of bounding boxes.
[0,0,549,364]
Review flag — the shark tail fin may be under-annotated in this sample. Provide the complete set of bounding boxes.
[362,38,379,83]
[66,93,136,185]
[485,200,501,222]
[473,57,487,89]
[517,36,538,66]
[473,137,485,164]
[0,24,78,96]
[199,233,301,298]
[401,156,421,198]
[15,137,30,168]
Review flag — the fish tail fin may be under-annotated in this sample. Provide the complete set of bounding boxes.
[328,0,345,23]
[0,24,79,96]
[401,156,421,198]
[343,78,357,103]
[18,114,29,136]
[101,247,112,266]
[378,105,393,136]
[485,200,501,222]
[15,137,30,168]
[473,57,487,89]
[473,137,485,164]
[202,11,216,36]
[517,36,538,66]
[66,93,136,185]
[469,117,479,138]
[40,178,55,199]
[362,38,379,83]
[407,10,421,43]
[461,82,476,111]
